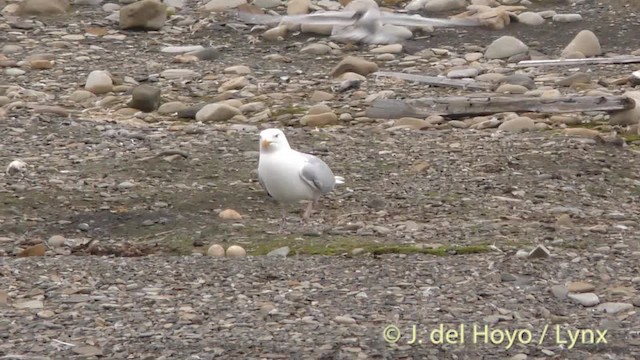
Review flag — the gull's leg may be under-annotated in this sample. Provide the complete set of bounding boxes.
[278,204,287,233]
[303,197,321,223]
[302,201,314,223]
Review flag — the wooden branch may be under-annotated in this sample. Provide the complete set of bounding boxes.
[365,95,635,119]
[373,71,491,90]
[516,56,640,67]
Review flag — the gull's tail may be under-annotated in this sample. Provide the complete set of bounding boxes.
[335,176,345,185]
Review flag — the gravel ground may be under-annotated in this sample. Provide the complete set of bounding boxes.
[2,0,640,358]
[2,253,639,359]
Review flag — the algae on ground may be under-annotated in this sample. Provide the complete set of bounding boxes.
[247,235,492,257]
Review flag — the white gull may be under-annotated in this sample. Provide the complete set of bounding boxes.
[257,128,344,232]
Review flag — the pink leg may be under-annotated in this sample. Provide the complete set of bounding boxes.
[278,205,287,233]
[302,200,318,223]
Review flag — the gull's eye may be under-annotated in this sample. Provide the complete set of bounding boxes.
[274,134,279,138]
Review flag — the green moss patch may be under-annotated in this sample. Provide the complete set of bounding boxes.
[247,236,492,257]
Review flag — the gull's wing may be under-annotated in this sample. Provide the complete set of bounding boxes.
[236,11,358,26]
[379,13,482,27]
[330,26,372,43]
[298,153,336,195]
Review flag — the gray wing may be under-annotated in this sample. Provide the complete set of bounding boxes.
[237,11,358,26]
[299,154,336,195]
[330,26,372,43]
[379,13,482,27]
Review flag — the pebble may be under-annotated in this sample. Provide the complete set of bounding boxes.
[48,235,65,248]
[550,285,569,300]
[119,0,167,30]
[423,0,466,12]
[161,45,205,53]
[158,101,187,114]
[309,90,334,103]
[447,68,478,79]
[567,281,595,293]
[161,69,198,80]
[370,44,402,53]
[224,65,251,75]
[334,315,356,325]
[553,14,583,23]
[85,70,113,94]
[226,245,246,258]
[267,246,290,257]
[562,30,601,57]
[484,36,529,59]
[300,111,338,127]
[196,104,241,122]
[207,244,225,257]
[287,0,309,14]
[500,74,535,89]
[5,68,26,76]
[567,292,600,307]
[14,300,44,309]
[128,85,161,112]
[330,56,378,77]
[495,84,528,94]
[595,302,633,314]
[518,12,545,25]
[498,116,535,132]
[219,209,242,220]
[17,0,68,15]
[300,43,332,55]
[527,244,550,258]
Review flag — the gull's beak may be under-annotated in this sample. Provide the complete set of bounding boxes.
[261,139,272,150]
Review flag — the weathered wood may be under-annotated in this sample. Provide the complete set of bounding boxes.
[365,95,636,119]
[516,56,640,67]
[373,71,491,90]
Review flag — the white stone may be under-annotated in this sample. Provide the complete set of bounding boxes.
[85,70,113,94]
[485,36,528,59]
[160,45,205,53]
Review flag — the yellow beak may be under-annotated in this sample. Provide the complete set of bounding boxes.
[261,139,272,149]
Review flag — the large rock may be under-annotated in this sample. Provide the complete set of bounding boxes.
[423,0,466,12]
[201,0,246,12]
[329,56,378,78]
[195,103,241,122]
[300,112,338,127]
[380,24,413,41]
[85,70,113,94]
[498,116,535,132]
[517,12,545,26]
[609,91,640,126]
[301,23,333,35]
[128,85,161,112]
[484,36,528,59]
[300,43,332,55]
[17,0,68,15]
[119,0,167,30]
[561,30,601,58]
[287,0,309,15]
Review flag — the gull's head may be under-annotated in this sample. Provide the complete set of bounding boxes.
[259,128,290,152]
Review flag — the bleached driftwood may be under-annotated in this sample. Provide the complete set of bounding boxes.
[373,71,491,90]
[516,56,640,68]
[365,95,635,119]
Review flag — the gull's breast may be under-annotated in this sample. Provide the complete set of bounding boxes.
[258,153,317,203]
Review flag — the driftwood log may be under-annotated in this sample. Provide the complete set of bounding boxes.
[516,56,640,68]
[365,95,636,119]
[373,71,491,90]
